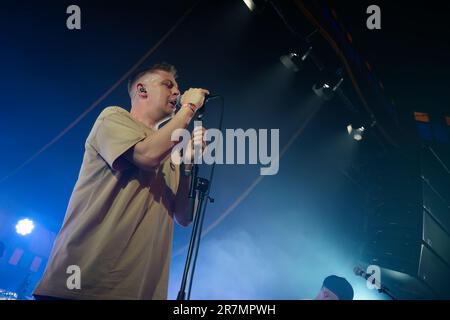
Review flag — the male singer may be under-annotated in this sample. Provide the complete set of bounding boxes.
[33,63,208,300]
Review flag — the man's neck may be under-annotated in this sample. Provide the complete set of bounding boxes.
[130,108,158,131]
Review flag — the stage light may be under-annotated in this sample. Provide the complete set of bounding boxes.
[313,77,343,100]
[243,0,256,11]
[347,124,365,141]
[280,53,300,72]
[347,124,353,135]
[242,0,268,13]
[280,47,313,72]
[15,219,35,236]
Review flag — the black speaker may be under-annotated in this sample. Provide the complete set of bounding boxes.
[420,147,450,203]
[418,244,450,298]
[422,210,450,266]
[423,180,450,235]
[361,146,450,299]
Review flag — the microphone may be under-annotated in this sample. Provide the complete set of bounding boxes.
[176,94,220,120]
[205,94,220,100]
[354,266,377,285]
[353,266,397,300]
[353,266,367,278]
[197,94,220,120]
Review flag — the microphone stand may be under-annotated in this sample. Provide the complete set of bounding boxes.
[176,164,210,300]
[355,267,397,300]
[377,283,397,300]
[177,101,215,300]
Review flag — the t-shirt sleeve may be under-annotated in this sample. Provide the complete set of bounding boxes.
[88,109,148,171]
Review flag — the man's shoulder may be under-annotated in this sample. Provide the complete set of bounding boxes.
[97,106,132,121]
[87,106,137,141]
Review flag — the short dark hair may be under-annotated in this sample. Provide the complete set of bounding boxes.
[127,62,177,97]
[323,275,354,300]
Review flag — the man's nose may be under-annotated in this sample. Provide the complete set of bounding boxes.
[172,88,180,96]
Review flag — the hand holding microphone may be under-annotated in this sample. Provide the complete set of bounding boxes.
[180,88,210,113]
[178,88,220,120]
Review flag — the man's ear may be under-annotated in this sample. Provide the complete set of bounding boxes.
[136,83,148,97]
[323,288,339,300]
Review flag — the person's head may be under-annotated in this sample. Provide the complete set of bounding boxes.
[314,275,354,300]
[128,63,180,126]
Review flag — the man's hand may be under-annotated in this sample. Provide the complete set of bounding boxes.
[183,126,207,165]
[174,125,208,227]
[180,88,210,111]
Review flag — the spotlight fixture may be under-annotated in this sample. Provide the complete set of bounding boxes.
[280,47,313,72]
[15,219,35,236]
[312,77,344,100]
[347,124,365,141]
[242,0,268,13]
[243,0,256,11]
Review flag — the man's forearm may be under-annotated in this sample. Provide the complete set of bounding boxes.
[140,107,195,166]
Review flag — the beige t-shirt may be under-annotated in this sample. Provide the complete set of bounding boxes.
[33,106,180,300]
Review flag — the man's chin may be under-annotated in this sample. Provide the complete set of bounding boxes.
[162,105,175,115]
